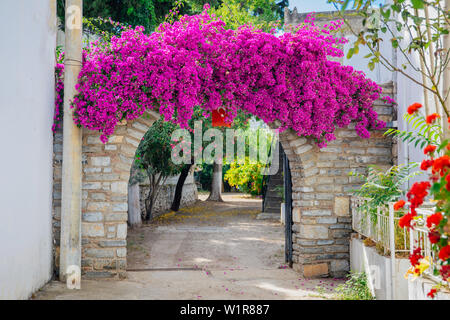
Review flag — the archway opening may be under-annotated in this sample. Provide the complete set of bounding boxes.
[125,115,290,285]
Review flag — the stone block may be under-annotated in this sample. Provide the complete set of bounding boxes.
[82,212,103,222]
[105,213,128,221]
[117,248,127,258]
[85,248,115,258]
[303,263,329,278]
[111,181,128,195]
[117,223,127,239]
[87,202,110,211]
[300,225,329,239]
[330,260,349,273]
[334,196,350,216]
[83,182,101,190]
[113,202,128,212]
[295,144,313,155]
[91,156,111,166]
[303,210,331,217]
[99,240,127,247]
[82,223,105,237]
[292,208,301,223]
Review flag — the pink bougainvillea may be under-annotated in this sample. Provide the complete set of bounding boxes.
[59,8,386,145]
[53,50,65,132]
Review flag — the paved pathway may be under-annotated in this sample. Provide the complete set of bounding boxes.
[34,194,343,300]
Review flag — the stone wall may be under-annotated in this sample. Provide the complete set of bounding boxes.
[277,83,395,277]
[139,173,198,219]
[53,110,160,278]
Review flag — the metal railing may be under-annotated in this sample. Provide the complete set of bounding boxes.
[409,208,441,282]
[351,197,439,298]
[351,197,410,255]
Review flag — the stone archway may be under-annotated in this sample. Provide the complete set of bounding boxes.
[52,84,394,278]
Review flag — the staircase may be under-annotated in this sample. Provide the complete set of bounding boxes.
[257,143,284,220]
[262,165,283,213]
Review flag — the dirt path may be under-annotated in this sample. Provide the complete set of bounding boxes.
[34,194,343,300]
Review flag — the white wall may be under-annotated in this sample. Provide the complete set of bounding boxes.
[350,238,410,300]
[0,0,56,299]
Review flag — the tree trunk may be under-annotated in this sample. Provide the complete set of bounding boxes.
[144,173,166,221]
[128,183,142,227]
[207,162,223,201]
[171,164,192,211]
[144,191,154,221]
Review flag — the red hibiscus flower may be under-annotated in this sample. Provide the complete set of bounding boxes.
[407,103,422,114]
[426,113,440,124]
[426,212,443,228]
[424,145,437,155]
[393,200,406,210]
[438,245,450,261]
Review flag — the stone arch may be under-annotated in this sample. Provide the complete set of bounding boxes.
[52,84,394,279]
[79,110,159,278]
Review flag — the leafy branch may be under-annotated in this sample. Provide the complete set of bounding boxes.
[384,112,442,149]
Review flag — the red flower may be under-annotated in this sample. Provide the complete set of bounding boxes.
[427,288,437,299]
[432,155,450,176]
[409,247,423,266]
[438,245,450,261]
[440,265,450,281]
[426,113,440,124]
[426,212,443,228]
[420,159,434,171]
[424,145,437,155]
[393,200,406,210]
[407,181,431,213]
[399,213,414,229]
[407,103,422,114]
[428,230,441,244]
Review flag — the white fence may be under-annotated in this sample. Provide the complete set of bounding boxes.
[351,197,440,298]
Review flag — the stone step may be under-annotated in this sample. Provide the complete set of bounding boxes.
[256,212,280,220]
[265,196,282,201]
[263,208,280,214]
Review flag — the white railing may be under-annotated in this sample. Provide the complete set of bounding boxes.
[409,208,441,282]
[351,197,410,255]
[351,197,439,298]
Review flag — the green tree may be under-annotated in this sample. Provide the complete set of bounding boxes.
[223,125,274,196]
[57,0,190,32]
[135,118,183,220]
[208,0,287,32]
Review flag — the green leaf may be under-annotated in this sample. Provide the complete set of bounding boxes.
[411,0,425,9]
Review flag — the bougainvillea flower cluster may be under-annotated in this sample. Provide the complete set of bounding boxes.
[59,7,385,145]
[53,50,65,132]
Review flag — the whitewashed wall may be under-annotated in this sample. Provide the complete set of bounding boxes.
[0,0,56,299]
[343,0,434,189]
[392,0,440,188]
